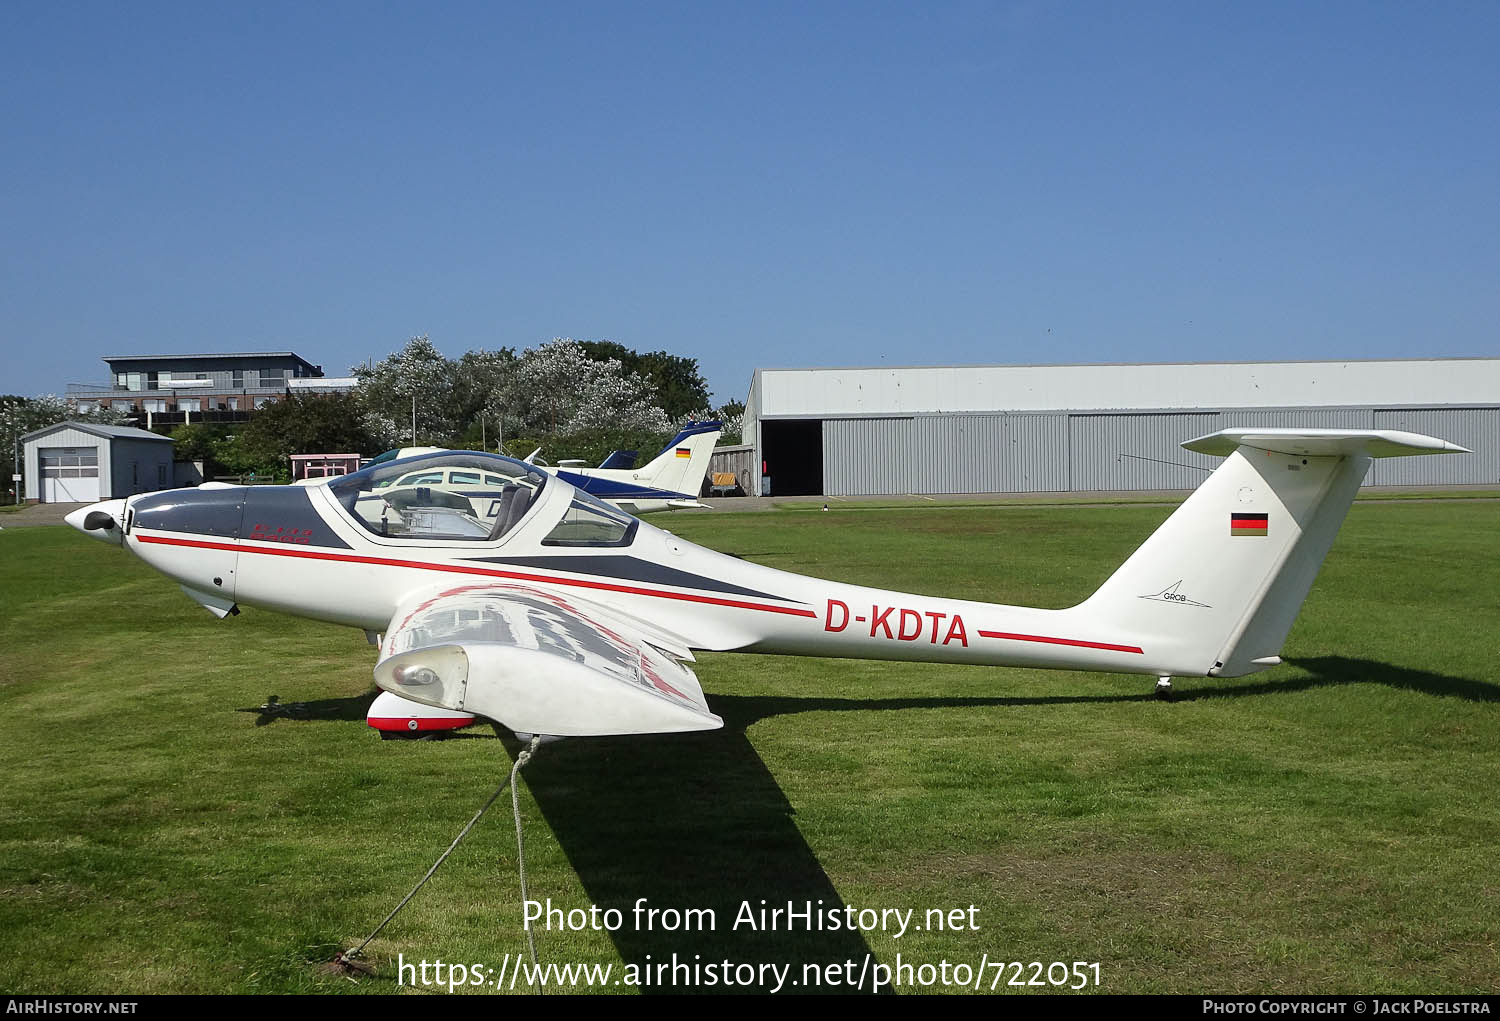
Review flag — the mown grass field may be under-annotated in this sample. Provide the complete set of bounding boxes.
[1,498,1497,994]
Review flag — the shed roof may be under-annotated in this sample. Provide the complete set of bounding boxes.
[21,421,175,444]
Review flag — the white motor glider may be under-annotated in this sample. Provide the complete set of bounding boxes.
[66,428,1466,738]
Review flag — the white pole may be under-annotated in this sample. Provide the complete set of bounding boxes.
[411,395,417,445]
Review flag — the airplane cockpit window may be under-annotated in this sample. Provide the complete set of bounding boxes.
[327,453,548,542]
[542,490,638,547]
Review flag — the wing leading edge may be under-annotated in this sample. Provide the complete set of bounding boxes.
[373,582,722,736]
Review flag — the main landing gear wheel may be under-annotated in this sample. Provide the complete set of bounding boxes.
[1154,677,1174,701]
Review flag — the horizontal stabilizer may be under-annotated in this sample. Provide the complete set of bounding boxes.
[1184,428,1470,459]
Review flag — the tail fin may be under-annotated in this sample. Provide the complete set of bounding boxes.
[632,421,722,495]
[1075,429,1469,677]
[597,449,640,470]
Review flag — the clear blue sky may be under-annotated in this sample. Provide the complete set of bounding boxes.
[4,1,1496,408]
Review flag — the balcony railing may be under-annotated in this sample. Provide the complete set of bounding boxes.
[128,410,256,426]
[66,383,291,398]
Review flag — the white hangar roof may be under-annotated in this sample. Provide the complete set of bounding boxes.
[751,358,1500,417]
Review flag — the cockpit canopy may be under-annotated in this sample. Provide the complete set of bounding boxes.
[328,452,547,541]
[326,450,637,547]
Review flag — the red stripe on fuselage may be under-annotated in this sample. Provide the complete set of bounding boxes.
[976,629,1144,655]
[135,534,819,618]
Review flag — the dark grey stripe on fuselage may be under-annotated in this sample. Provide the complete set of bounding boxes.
[132,488,247,539]
[464,555,794,602]
[241,487,352,549]
[132,486,351,550]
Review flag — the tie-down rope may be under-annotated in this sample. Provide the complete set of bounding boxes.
[337,734,545,990]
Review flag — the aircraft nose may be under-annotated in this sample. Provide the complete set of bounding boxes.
[65,499,127,544]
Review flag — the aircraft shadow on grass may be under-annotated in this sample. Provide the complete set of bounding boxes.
[1228,656,1500,704]
[501,660,1497,994]
[250,659,1491,992]
[236,690,503,738]
[237,691,380,726]
[704,656,1500,725]
[498,716,885,995]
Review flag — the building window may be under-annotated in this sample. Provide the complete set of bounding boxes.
[231,370,244,388]
[253,396,273,408]
[40,448,99,474]
[143,399,167,413]
[179,398,201,413]
[75,401,95,413]
[112,400,135,412]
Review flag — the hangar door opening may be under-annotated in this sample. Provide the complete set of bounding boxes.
[760,419,823,496]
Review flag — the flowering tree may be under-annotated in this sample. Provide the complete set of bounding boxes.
[675,399,744,444]
[488,339,670,436]
[352,335,459,447]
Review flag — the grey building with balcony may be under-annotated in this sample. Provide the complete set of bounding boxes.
[66,352,351,426]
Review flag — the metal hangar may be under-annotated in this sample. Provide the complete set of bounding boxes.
[740,358,1500,497]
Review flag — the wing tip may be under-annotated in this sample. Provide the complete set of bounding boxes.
[1183,428,1472,459]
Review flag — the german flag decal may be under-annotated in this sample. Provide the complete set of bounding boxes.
[675,447,692,458]
[1231,512,1269,536]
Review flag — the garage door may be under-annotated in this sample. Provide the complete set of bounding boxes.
[40,446,101,503]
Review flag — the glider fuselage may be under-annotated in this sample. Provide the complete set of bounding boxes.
[86,457,1161,678]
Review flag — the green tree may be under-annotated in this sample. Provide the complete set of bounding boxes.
[501,426,678,469]
[167,423,229,465]
[237,393,381,470]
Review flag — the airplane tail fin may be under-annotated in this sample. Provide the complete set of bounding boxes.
[633,421,722,496]
[597,449,640,470]
[1073,429,1468,678]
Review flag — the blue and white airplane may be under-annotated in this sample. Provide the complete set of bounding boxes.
[538,421,722,514]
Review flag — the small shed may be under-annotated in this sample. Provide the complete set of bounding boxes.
[289,453,362,481]
[21,422,176,503]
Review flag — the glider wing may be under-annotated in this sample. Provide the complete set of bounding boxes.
[373,582,721,736]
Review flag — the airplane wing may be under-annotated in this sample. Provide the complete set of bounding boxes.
[372,582,722,737]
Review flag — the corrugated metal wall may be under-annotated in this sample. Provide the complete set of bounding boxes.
[1370,409,1500,485]
[999,415,1070,492]
[824,417,915,495]
[824,414,1071,496]
[813,406,1498,495]
[1067,413,1222,491]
